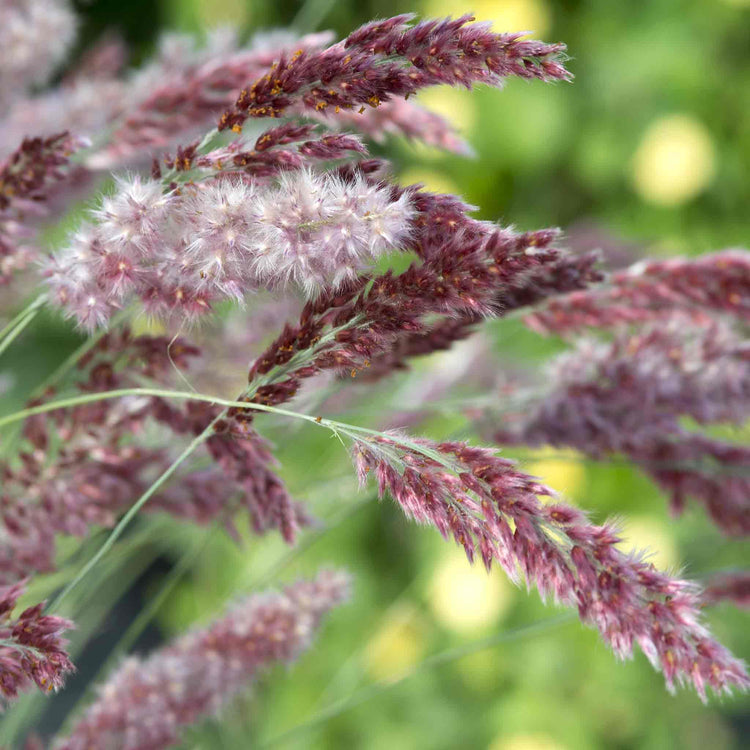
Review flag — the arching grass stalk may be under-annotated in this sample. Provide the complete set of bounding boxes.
[0,387,353,433]
[15,381,461,619]
[17,381,746,700]
[0,307,132,459]
[48,410,227,613]
[0,294,46,360]
[4,387,745,478]
[21,385,419,613]
[0,294,46,342]
[56,527,219,736]
[0,385,470,485]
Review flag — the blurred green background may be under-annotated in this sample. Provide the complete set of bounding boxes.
[2,0,749,748]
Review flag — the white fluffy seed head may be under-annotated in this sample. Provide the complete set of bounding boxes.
[178,179,258,298]
[248,169,414,295]
[94,175,175,255]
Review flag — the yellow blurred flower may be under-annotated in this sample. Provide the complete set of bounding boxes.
[616,515,679,571]
[454,648,503,691]
[424,0,551,36]
[489,732,568,750]
[524,447,586,500]
[167,0,251,28]
[399,168,461,196]
[130,315,166,336]
[631,115,716,207]
[428,548,514,634]
[364,604,426,682]
[416,87,477,137]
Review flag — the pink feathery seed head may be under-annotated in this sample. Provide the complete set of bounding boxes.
[45,165,416,327]
[0,581,75,704]
[527,249,750,334]
[487,316,750,534]
[54,570,349,750]
[351,433,749,699]
[179,178,260,298]
[42,224,121,330]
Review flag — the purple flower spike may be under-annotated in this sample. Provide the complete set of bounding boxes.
[55,570,348,750]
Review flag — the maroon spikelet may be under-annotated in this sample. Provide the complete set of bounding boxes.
[526,250,750,334]
[0,582,74,704]
[217,15,570,132]
[0,132,86,284]
[353,433,749,699]
[244,218,566,407]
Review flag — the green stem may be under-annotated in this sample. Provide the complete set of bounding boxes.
[0,387,321,430]
[60,528,217,731]
[0,308,132,459]
[4,387,744,477]
[34,308,132,396]
[0,386,452,479]
[0,385,444,460]
[0,309,38,360]
[0,295,47,360]
[48,411,225,612]
[0,295,46,342]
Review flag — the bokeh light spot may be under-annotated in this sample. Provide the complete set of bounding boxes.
[364,604,426,682]
[488,732,569,750]
[399,168,462,196]
[631,115,716,206]
[424,0,551,37]
[429,548,514,634]
[524,447,586,501]
[616,515,679,571]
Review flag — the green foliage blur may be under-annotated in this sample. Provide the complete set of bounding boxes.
[1,1,748,748]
